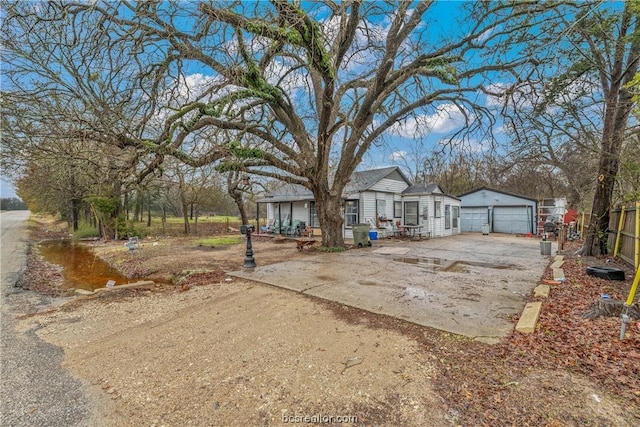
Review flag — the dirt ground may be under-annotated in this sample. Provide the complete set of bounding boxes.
[15,216,640,426]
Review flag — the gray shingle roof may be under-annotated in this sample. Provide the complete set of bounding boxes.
[345,166,405,192]
[256,183,313,203]
[457,186,537,202]
[401,183,442,195]
[256,166,411,203]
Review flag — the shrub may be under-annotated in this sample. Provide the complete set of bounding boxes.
[116,216,147,240]
[73,223,100,239]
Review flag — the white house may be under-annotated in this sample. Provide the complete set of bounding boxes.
[401,183,462,238]
[255,166,461,239]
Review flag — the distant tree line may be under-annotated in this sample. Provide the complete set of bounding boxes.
[0,197,27,211]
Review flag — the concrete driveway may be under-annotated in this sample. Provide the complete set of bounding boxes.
[229,233,551,343]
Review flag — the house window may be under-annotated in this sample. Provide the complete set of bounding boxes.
[404,201,419,225]
[434,200,442,218]
[445,205,451,229]
[452,206,459,228]
[423,206,428,220]
[394,201,402,218]
[376,199,386,219]
[344,200,359,226]
[309,202,319,228]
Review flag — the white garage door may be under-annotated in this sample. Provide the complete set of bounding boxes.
[461,207,488,232]
[493,206,531,234]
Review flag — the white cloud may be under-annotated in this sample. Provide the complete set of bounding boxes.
[389,103,470,138]
[474,26,500,44]
[484,82,509,108]
[389,150,407,160]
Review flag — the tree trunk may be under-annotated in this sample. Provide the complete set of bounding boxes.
[582,96,632,255]
[162,205,166,235]
[581,4,639,256]
[124,192,129,221]
[315,191,345,248]
[182,202,190,235]
[227,173,248,224]
[71,198,79,232]
[230,191,248,225]
[134,191,141,223]
[147,194,152,228]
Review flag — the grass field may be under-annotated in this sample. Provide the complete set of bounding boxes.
[66,215,269,240]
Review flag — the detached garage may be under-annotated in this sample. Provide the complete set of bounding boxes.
[458,187,537,234]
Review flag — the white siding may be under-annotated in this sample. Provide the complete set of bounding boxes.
[403,195,461,238]
[266,203,274,221]
[291,202,308,223]
[370,177,409,193]
[360,191,377,225]
[432,196,445,237]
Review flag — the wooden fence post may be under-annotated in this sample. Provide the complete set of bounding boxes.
[614,206,625,257]
[633,202,640,270]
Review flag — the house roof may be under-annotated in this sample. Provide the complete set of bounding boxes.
[256,166,411,203]
[256,183,314,203]
[457,186,538,203]
[402,183,460,200]
[344,166,411,193]
[402,183,442,194]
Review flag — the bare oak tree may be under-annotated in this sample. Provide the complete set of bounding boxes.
[493,1,639,255]
[4,1,561,247]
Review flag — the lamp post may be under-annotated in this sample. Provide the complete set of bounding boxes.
[241,224,256,269]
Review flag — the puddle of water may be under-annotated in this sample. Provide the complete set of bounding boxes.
[393,256,445,265]
[392,257,445,272]
[450,260,515,270]
[392,256,514,273]
[38,240,130,291]
[442,261,470,273]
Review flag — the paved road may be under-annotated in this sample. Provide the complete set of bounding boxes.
[1,211,100,426]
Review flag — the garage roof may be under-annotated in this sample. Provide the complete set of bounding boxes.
[457,186,537,203]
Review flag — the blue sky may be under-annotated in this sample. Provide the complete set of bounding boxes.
[1,178,17,199]
[0,1,518,198]
[2,1,616,198]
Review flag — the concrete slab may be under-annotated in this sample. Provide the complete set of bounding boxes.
[516,302,543,333]
[551,256,565,269]
[534,284,550,297]
[372,246,411,255]
[553,268,565,281]
[229,234,548,342]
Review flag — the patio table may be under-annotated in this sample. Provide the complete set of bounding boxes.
[402,225,423,239]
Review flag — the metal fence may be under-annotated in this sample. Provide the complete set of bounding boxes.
[608,202,640,269]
